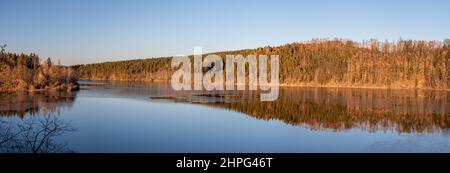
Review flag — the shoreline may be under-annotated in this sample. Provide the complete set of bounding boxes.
[0,84,80,93]
[279,83,450,91]
[78,78,450,91]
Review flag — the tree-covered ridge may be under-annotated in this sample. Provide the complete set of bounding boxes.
[74,39,449,89]
[74,57,173,82]
[0,52,79,92]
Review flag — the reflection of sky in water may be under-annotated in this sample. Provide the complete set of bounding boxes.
[366,133,450,153]
[1,81,449,152]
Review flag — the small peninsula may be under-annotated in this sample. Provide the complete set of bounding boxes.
[0,51,79,92]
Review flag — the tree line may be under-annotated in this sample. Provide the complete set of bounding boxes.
[0,51,79,92]
[74,39,449,89]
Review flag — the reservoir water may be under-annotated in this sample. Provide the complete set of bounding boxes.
[0,81,449,153]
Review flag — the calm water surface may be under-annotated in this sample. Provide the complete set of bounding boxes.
[0,81,449,152]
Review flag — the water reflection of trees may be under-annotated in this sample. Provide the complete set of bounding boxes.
[0,114,77,153]
[0,91,78,153]
[0,91,77,117]
[80,81,449,133]
[185,88,449,133]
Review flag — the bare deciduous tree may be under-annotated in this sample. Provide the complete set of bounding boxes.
[0,44,6,54]
[0,114,77,153]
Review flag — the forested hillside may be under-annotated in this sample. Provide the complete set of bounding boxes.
[74,39,449,90]
[0,52,79,92]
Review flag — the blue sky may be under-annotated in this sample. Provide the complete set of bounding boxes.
[1,0,449,65]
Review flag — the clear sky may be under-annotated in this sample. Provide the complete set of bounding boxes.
[1,0,449,65]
